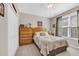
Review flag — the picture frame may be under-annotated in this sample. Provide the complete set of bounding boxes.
[37,21,42,27]
[0,3,4,17]
[52,24,55,28]
[12,3,17,13]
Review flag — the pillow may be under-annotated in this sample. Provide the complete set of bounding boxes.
[35,32,49,36]
[40,32,48,35]
[44,32,49,35]
[35,32,40,36]
[40,32,46,36]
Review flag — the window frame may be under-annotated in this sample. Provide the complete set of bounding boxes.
[61,12,78,39]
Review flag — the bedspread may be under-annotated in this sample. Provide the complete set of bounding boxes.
[33,35,68,56]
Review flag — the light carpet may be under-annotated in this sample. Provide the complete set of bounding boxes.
[16,43,79,56]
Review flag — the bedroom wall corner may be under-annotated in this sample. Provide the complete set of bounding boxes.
[7,4,19,56]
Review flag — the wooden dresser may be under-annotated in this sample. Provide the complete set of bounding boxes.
[19,27,33,46]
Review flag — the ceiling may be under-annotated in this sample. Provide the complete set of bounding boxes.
[17,3,79,18]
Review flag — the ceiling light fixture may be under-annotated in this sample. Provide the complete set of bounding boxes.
[48,3,53,8]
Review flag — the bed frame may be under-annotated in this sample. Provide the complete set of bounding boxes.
[34,41,67,56]
[32,27,67,56]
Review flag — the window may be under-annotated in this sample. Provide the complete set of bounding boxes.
[62,17,68,37]
[58,17,69,36]
[62,27,68,36]
[58,12,78,39]
[71,27,78,38]
[70,15,78,38]
[62,17,68,27]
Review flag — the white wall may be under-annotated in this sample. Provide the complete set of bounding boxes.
[8,4,19,56]
[19,13,50,31]
[0,4,8,56]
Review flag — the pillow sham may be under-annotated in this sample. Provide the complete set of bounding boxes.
[40,32,46,36]
[35,32,49,36]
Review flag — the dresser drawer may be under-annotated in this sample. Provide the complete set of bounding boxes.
[20,34,32,38]
[20,39,32,42]
[20,39,33,45]
[20,37,32,40]
[20,34,32,37]
[20,31,32,35]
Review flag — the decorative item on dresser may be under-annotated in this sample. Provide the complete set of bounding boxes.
[19,25,33,46]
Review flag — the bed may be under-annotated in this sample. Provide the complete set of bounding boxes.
[32,27,68,56]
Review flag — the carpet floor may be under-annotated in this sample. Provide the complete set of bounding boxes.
[15,43,79,56]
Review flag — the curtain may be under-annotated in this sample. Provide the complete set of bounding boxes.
[77,10,79,43]
[55,16,62,36]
